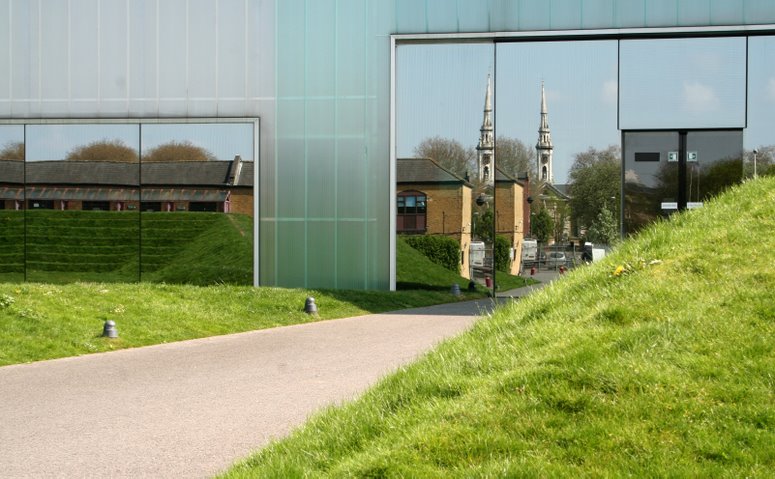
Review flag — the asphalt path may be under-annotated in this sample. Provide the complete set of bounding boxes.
[0,298,502,478]
[0,272,557,478]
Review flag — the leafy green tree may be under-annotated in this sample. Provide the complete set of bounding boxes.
[414,136,475,179]
[531,208,553,244]
[568,145,621,233]
[495,136,535,181]
[473,209,493,243]
[586,205,619,245]
[66,140,138,163]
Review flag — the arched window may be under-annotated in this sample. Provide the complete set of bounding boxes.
[397,190,426,233]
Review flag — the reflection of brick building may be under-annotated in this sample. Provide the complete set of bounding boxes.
[0,156,253,216]
[495,168,528,275]
[397,157,472,278]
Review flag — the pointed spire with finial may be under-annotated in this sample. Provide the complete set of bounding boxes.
[536,81,554,184]
[477,74,495,186]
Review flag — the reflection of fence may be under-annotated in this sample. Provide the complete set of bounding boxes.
[520,242,583,273]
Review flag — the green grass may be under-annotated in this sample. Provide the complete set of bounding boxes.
[222,177,775,478]
[396,236,535,292]
[0,230,498,366]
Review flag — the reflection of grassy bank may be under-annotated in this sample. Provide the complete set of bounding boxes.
[1,210,255,285]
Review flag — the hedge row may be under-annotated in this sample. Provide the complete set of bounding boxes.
[402,235,460,272]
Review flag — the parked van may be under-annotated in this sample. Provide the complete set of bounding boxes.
[521,239,538,265]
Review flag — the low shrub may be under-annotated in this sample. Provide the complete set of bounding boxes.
[402,235,460,272]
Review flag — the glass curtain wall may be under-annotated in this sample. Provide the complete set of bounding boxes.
[395,42,495,291]
[495,40,619,264]
[0,125,25,282]
[746,35,775,178]
[0,120,255,285]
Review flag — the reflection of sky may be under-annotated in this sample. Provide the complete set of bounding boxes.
[0,125,24,150]
[24,123,254,162]
[620,37,746,130]
[397,41,620,185]
[397,36,773,184]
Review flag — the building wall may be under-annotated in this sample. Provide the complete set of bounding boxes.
[496,182,525,275]
[2,1,772,289]
[230,190,255,217]
[398,183,471,279]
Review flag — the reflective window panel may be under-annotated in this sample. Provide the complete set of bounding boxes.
[746,35,775,178]
[24,124,140,283]
[140,122,255,285]
[396,42,494,290]
[620,37,747,130]
[0,125,25,281]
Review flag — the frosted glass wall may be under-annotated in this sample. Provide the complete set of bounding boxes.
[1,0,773,289]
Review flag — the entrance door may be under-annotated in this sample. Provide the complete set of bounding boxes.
[622,130,743,236]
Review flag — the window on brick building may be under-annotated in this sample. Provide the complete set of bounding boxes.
[397,190,426,233]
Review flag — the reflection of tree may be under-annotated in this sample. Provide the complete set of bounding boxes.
[495,136,535,181]
[66,140,138,163]
[0,141,24,161]
[531,208,552,244]
[568,145,620,232]
[143,141,217,163]
[414,136,475,179]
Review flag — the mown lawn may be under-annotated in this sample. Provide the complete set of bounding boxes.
[222,177,775,477]
[0,233,512,366]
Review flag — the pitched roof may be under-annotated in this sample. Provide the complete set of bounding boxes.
[4,159,254,187]
[397,157,471,186]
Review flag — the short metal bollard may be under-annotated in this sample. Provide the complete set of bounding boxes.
[304,296,318,315]
[450,283,461,296]
[102,320,118,338]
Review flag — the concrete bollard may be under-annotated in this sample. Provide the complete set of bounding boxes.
[102,320,118,338]
[450,283,461,296]
[304,297,318,315]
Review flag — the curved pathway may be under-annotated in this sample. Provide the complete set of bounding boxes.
[0,274,555,478]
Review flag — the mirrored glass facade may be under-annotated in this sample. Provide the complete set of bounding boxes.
[0,1,773,289]
[1,120,255,285]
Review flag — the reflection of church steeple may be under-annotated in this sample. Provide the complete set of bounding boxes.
[477,74,494,186]
[536,81,554,184]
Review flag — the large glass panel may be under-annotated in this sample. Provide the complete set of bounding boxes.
[140,122,254,285]
[24,124,140,283]
[620,37,747,129]
[746,36,775,178]
[396,43,494,291]
[496,40,619,269]
[685,130,743,204]
[622,131,680,235]
[622,130,742,236]
[0,125,25,282]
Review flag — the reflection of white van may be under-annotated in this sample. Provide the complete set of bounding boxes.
[521,239,537,264]
[470,241,485,267]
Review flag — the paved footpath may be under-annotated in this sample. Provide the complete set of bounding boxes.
[0,276,555,478]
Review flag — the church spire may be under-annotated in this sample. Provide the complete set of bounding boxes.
[477,74,494,186]
[536,81,554,184]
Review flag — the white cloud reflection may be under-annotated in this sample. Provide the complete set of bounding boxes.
[683,81,720,112]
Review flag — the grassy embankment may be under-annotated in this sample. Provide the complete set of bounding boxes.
[0,219,502,366]
[223,177,775,477]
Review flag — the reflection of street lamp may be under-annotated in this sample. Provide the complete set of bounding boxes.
[753,149,758,178]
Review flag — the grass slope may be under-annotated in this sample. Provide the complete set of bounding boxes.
[397,236,534,292]
[223,177,775,477]
[0,229,491,366]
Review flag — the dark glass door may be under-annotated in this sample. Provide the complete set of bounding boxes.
[623,130,742,236]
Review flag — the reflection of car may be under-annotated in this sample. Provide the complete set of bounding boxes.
[546,252,566,267]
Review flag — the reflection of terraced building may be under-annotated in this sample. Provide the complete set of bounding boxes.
[0,156,253,216]
[397,157,473,279]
